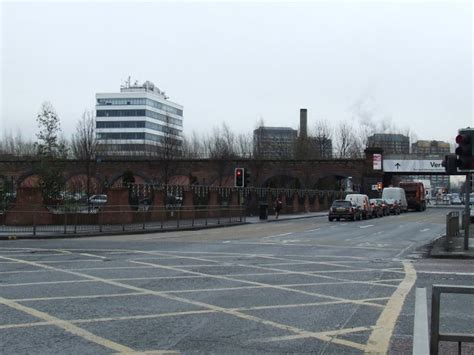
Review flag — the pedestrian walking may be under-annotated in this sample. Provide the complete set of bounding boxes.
[274,197,283,219]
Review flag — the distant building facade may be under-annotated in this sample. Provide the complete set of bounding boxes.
[367,133,410,154]
[253,127,298,159]
[411,140,451,155]
[96,80,183,156]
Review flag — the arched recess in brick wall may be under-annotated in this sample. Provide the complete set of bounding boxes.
[110,173,149,188]
[18,174,41,188]
[262,175,302,189]
[313,175,347,190]
[65,174,101,194]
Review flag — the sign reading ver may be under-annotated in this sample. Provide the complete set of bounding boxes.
[383,159,444,172]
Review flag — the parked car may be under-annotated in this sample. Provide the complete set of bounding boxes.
[382,187,408,213]
[385,198,401,215]
[451,194,462,205]
[345,194,372,219]
[376,198,390,216]
[369,199,384,218]
[329,200,362,221]
[88,194,107,207]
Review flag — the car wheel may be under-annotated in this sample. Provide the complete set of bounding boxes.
[328,217,333,222]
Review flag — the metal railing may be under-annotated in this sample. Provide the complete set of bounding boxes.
[430,285,474,355]
[0,205,246,237]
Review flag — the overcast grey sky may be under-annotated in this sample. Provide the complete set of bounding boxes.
[1,1,472,142]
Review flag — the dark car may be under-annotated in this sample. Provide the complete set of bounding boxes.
[385,198,401,215]
[369,199,384,218]
[329,200,362,222]
[374,198,390,216]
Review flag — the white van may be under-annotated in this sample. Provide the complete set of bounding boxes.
[345,194,372,219]
[382,187,408,212]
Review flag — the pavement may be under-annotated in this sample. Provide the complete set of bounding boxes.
[429,229,474,259]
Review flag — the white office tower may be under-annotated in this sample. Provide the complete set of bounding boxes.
[96,80,183,156]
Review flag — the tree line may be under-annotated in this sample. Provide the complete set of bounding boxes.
[0,101,417,160]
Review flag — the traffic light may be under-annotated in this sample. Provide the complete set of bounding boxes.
[244,170,251,187]
[235,168,244,187]
[455,128,474,170]
[442,154,458,174]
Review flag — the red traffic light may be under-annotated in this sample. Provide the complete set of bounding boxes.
[235,168,244,187]
[456,134,469,144]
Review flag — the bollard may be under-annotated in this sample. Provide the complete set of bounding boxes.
[445,211,459,251]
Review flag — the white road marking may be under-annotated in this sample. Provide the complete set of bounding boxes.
[0,255,380,352]
[305,228,321,233]
[420,228,430,232]
[417,271,474,276]
[264,232,292,239]
[359,225,374,229]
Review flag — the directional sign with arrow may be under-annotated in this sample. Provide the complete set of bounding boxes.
[383,159,444,172]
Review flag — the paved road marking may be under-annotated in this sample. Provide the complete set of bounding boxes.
[258,325,374,345]
[416,270,474,276]
[225,240,401,251]
[365,261,416,354]
[359,225,374,229]
[0,295,139,353]
[420,228,430,232]
[305,228,321,232]
[14,292,147,302]
[0,255,380,352]
[262,232,292,240]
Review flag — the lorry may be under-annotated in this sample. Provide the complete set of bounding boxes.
[414,179,432,204]
[399,181,426,211]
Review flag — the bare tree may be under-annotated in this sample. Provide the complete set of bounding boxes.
[182,131,206,158]
[205,123,237,160]
[236,132,252,158]
[0,131,36,156]
[334,121,360,158]
[158,114,183,184]
[71,110,98,198]
[312,119,333,158]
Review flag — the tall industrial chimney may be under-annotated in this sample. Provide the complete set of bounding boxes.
[299,108,307,138]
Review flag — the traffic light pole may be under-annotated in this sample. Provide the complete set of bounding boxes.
[464,172,471,250]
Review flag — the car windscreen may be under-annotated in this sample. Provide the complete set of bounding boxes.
[332,201,351,207]
[383,190,400,199]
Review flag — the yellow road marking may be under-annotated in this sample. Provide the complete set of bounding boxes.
[365,261,416,354]
[0,296,137,353]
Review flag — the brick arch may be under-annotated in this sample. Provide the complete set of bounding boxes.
[18,173,41,188]
[313,174,349,190]
[109,171,151,188]
[65,174,101,194]
[262,174,303,189]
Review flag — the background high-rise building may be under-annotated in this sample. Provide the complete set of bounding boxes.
[367,133,410,154]
[253,127,298,159]
[411,140,451,155]
[96,80,183,156]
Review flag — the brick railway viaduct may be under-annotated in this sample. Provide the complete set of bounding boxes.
[0,149,385,195]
